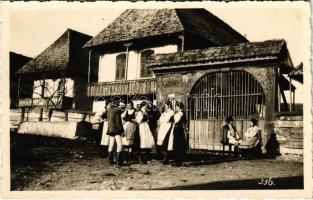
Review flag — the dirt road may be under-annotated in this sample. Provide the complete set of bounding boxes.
[10,134,303,190]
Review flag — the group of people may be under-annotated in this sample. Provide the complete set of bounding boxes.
[93,100,187,167]
[222,116,261,156]
[93,99,261,166]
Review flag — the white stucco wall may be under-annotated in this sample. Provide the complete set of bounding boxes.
[32,78,74,98]
[98,45,177,82]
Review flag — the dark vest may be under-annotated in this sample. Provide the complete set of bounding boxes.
[124,110,136,122]
[107,109,124,134]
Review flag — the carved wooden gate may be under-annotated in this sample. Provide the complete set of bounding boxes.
[188,71,266,150]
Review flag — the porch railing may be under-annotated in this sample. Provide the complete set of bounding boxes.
[87,78,157,97]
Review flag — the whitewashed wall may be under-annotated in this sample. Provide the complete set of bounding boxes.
[98,45,177,82]
[33,78,74,98]
[92,100,106,112]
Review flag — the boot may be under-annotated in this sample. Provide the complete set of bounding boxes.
[156,145,164,160]
[103,146,108,158]
[146,150,151,163]
[117,152,123,166]
[139,152,147,164]
[234,146,239,158]
[129,151,135,161]
[108,152,114,164]
[123,151,130,165]
[162,152,169,165]
[99,146,107,157]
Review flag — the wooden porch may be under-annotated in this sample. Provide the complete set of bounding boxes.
[87,78,157,97]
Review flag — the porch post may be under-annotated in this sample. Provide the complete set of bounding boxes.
[293,90,296,111]
[277,68,281,112]
[16,76,21,107]
[88,50,91,84]
[289,76,292,112]
[178,34,185,52]
[41,74,46,98]
[124,42,132,80]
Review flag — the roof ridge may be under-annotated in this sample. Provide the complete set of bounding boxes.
[67,28,72,70]
[173,9,187,32]
[17,29,71,74]
[152,39,286,56]
[84,8,248,48]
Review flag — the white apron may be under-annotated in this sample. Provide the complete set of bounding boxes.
[157,110,174,145]
[100,121,109,146]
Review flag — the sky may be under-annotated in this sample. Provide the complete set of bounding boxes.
[8,3,309,103]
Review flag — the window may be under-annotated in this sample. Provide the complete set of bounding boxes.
[140,49,154,78]
[115,53,126,80]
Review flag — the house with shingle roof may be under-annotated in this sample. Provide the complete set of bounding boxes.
[16,28,98,111]
[85,8,302,154]
[84,8,249,110]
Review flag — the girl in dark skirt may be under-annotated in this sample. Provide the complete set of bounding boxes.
[121,101,137,163]
[158,101,175,164]
[168,102,187,167]
[133,101,155,164]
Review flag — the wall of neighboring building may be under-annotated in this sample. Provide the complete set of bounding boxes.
[31,77,92,111]
[32,78,74,98]
[98,45,177,82]
[72,75,93,111]
[273,115,303,155]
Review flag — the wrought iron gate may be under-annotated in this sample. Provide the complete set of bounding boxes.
[188,71,266,150]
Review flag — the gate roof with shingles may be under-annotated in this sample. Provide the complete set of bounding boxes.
[84,9,248,48]
[147,40,288,70]
[17,29,92,75]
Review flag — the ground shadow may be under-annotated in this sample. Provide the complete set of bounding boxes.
[265,133,281,158]
[10,133,96,190]
[182,151,239,166]
[154,176,303,190]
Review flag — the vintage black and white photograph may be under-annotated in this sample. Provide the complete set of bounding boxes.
[1,1,311,197]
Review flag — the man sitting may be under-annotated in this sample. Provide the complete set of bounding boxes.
[222,116,241,146]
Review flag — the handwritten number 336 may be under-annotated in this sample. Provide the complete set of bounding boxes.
[258,178,275,186]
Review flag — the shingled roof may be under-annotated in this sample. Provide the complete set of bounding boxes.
[10,52,32,75]
[84,9,248,48]
[147,40,288,70]
[17,29,92,75]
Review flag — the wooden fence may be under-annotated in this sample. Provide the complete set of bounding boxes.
[10,108,96,131]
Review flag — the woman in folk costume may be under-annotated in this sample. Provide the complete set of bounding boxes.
[121,101,137,162]
[146,101,161,146]
[93,106,108,157]
[166,101,187,167]
[239,118,260,146]
[222,116,241,146]
[106,101,124,166]
[99,104,111,157]
[157,101,175,164]
[134,101,155,164]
